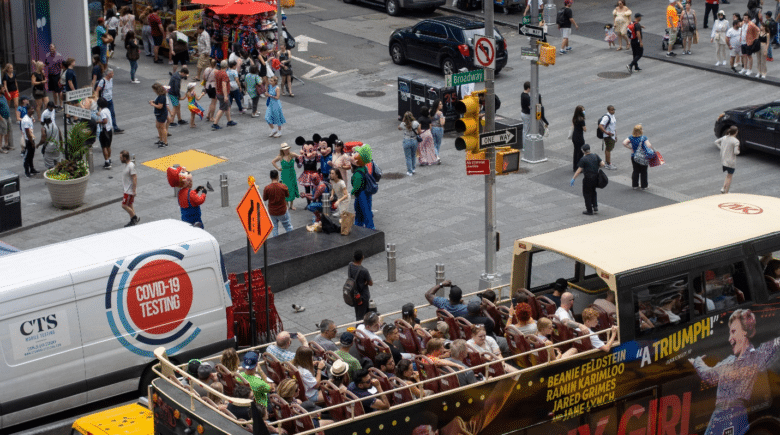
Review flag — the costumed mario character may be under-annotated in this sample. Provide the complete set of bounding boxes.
[350,144,375,230]
[167,166,208,228]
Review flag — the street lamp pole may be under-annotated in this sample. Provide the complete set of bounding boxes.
[522,0,548,164]
[480,0,500,290]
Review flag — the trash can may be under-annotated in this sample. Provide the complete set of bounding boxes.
[495,116,523,151]
[0,170,21,232]
[423,80,458,132]
[410,78,429,118]
[397,74,419,120]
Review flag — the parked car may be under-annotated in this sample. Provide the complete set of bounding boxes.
[344,0,445,16]
[714,100,780,155]
[389,16,508,75]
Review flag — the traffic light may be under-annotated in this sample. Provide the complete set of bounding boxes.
[496,147,521,175]
[454,92,483,152]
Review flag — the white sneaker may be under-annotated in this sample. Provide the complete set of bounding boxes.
[755,72,761,77]
[273,131,282,138]
[268,129,277,137]
[131,79,141,84]
[406,171,413,176]
[745,69,752,75]
[761,74,767,78]
[738,68,746,74]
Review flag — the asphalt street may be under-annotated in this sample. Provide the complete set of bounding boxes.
[4,0,780,433]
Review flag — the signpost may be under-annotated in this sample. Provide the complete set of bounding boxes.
[64,105,93,120]
[65,87,93,102]
[479,127,517,150]
[445,69,485,87]
[473,35,496,70]
[466,159,490,175]
[236,182,274,345]
[518,24,545,39]
[520,47,539,61]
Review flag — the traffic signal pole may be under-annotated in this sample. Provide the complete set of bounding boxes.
[523,0,548,163]
[480,3,501,290]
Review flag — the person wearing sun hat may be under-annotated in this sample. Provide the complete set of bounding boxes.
[350,143,375,230]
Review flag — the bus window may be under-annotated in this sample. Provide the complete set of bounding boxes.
[634,275,689,334]
[529,250,576,291]
[701,262,749,311]
[760,253,780,293]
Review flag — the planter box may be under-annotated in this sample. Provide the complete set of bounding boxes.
[43,170,90,209]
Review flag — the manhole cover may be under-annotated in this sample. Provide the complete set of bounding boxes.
[381,172,406,180]
[357,90,386,98]
[354,43,375,49]
[597,71,631,79]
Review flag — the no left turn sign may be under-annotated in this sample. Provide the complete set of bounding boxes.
[474,35,495,70]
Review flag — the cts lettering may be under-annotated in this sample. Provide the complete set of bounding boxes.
[20,315,58,336]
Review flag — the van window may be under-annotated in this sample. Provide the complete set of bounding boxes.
[699,261,749,313]
[634,275,689,335]
[529,250,575,291]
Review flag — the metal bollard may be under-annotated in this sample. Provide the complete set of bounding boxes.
[321,195,331,218]
[368,299,377,314]
[87,145,94,173]
[435,264,445,285]
[220,174,229,207]
[386,243,396,282]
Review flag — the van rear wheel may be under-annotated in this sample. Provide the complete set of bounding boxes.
[139,365,158,394]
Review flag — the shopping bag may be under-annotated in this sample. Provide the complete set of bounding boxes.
[340,211,355,236]
[649,150,665,167]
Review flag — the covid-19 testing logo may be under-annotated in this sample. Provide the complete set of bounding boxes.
[105,246,200,357]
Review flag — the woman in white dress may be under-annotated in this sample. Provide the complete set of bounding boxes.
[711,10,730,66]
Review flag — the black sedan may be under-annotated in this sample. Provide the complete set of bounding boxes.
[389,16,508,75]
[715,101,780,155]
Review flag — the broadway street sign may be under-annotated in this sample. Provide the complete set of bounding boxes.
[445,69,485,87]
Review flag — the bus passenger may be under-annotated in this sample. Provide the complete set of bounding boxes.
[220,348,240,372]
[593,291,616,316]
[395,359,425,398]
[425,338,463,370]
[555,292,576,326]
[507,302,537,335]
[689,309,780,435]
[348,369,391,413]
[581,308,618,352]
[531,318,578,361]
[764,259,780,287]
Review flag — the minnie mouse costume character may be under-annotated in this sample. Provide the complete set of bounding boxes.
[296,134,320,203]
[167,166,208,228]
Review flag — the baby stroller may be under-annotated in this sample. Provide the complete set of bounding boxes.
[661,27,684,51]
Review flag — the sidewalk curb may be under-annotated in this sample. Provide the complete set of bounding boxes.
[1,197,122,237]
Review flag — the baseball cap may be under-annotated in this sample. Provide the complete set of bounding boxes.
[402,303,415,317]
[198,361,215,380]
[340,332,354,346]
[187,359,202,377]
[634,12,643,18]
[467,300,481,314]
[330,360,348,377]
[242,351,259,370]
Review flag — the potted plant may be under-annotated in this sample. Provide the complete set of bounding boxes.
[43,121,94,209]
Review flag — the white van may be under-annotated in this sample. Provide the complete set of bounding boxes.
[0,220,235,430]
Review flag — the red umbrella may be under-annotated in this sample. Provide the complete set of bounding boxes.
[212,0,275,15]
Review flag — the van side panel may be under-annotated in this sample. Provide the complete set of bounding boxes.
[73,239,227,403]
[0,275,86,429]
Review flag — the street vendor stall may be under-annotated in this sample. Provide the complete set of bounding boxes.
[200,0,279,60]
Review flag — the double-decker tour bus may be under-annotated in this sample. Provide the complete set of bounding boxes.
[148,194,780,435]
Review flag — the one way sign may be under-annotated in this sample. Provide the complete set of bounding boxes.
[518,24,545,39]
[480,127,517,150]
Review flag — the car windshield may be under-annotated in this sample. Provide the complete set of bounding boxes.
[460,28,504,45]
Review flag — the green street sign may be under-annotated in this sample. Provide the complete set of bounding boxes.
[445,69,485,87]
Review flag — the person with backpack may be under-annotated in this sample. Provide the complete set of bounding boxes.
[764,11,776,60]
[627,13,644,73]
[351,144,376,230]
[167,24,190,76]
[347,250,373,321]
[597,106,617,170]
[557,0,579,55]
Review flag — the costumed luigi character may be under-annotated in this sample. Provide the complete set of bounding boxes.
[351,144,375,230]
[167,166,208,228]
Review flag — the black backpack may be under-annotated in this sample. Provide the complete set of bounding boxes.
[342,265,363,307]
[596,114,609,139]
[556,8,567,26]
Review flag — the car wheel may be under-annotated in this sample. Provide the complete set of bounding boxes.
[422,6,437,14]
[391,43,407,65]
[344,0,355,4]
[139,364,158,394]
[386,0,400,16]
[441,57,455,75]
[495,67,502,75]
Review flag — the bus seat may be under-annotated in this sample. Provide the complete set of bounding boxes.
[371,338,392,362]
[282,362,309,403]
[414,355,443,394]
[290,403,317,433]
[463,343,487,376]
[537,296,557,318]
[342,390,366,418]
[766,275,780,293]
[415,327,432,352]
[262,352,284,385]
[368,367,394,404]
[269,394,296,434]
[504,325,533,368]
[515,288,542,319]
[319,381,347,421]
[529,336,550,365]
[482,353,506,378]
[481,299,505,337]
[437,366,461,392]
[436,309,462,340]
[389,376,415,403]
[354,329,378,362]
[497,306,511,325]
[550,319,575,352]
[216,363,236,396]
[456,317,474,340]
[309,341,326,359]
[394,319,420,354]
[572,328,594,353]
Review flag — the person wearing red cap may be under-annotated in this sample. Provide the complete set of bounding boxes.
[167,166,208,227]
[558,0,578,55]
